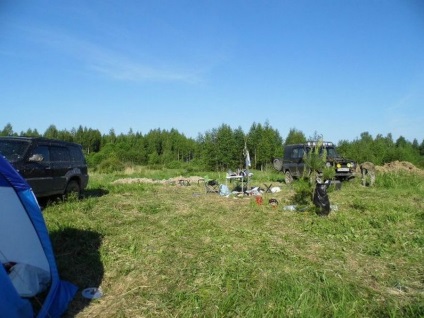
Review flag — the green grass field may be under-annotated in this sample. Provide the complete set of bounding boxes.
[42,167,424,317]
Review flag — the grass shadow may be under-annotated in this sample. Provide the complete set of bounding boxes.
[49,228,104,317]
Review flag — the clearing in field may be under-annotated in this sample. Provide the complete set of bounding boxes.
[42,164,424,317]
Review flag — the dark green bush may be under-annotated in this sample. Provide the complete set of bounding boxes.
[165,160,183,169]
[97,157,125,173]
[292,179,312,205]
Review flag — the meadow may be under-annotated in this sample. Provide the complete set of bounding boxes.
[42,167,424,317]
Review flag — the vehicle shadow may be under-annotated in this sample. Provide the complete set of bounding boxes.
[48,228,104,317]
[37,187,109,208]
[82,187,110,199]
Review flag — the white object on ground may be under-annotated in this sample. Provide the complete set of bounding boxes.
[271,187,281,193]
[82,287,103,299]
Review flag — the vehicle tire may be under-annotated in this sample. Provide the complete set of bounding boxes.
[273,158,283,171]
[285,171,293,184]
[65,180,81,199]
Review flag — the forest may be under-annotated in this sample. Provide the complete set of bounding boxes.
[1,122,423,172]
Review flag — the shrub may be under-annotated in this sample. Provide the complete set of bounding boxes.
[97,157,125,173]
[165,160,183,169]
[292,179,312,205]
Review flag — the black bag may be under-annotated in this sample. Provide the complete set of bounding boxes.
[313,180,331,216]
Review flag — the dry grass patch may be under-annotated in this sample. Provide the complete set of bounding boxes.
[41,170,424,317]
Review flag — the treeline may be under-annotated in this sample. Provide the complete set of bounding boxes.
[1,123,423,171]
[338,132,424,168]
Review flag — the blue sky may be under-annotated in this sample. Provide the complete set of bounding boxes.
[1,0,423,143]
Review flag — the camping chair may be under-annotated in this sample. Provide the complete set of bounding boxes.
[205,179,219,194]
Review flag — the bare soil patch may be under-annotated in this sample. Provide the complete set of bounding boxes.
[112,175,206,185]
[376,160,424,175]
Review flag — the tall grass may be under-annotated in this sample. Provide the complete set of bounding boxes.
[42,169,424,317]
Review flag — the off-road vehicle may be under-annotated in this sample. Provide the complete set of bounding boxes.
[273,141,356,184]
[0,136,89,198]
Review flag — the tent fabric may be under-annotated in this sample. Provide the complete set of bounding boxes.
[0,155,77,317]
[0,264,33,318]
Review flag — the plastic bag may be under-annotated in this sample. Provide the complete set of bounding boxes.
[9,263,51,297]
[313,180,331,216]
[219,184,231,196]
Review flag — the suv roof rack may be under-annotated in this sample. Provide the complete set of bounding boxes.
[305,141,334,147]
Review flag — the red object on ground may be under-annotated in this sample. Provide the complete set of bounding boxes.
[256,196,263,205]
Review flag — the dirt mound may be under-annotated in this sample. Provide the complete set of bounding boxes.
[112,175,206,185]
[376,161,423,175]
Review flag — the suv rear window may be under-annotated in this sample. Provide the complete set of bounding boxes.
[0,140,30,162]
[291,147,304,159]
[69,145,85,162]
[50,146,71,163]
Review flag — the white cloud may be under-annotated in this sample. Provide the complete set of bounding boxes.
[17,25,203,83]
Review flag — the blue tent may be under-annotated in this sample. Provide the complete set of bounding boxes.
[0,155,77,317]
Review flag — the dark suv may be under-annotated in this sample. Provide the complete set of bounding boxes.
[273,141,356,184]
[0,137,89,198]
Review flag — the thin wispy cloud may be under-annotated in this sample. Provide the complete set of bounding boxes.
[18,24,203,83]
[2,1,422,142]
[87,55,201,83]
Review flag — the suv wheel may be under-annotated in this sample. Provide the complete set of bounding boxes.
[65,180,81,199]
[285,171,293,184]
